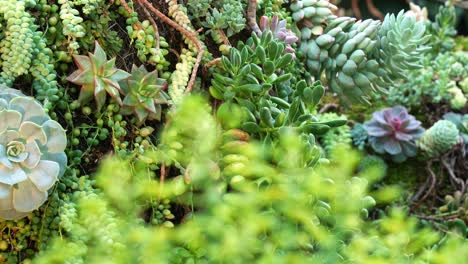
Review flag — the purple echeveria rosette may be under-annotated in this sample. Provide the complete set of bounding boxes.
[364,106,424,162]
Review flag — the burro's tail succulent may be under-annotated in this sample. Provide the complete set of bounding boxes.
[0,86,67,220]
[364,106,424,162]
[417,120,459,159]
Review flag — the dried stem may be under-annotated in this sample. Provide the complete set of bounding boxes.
[365,0,384,20]
[441,158,465,193]
[216,29,231,47]
[411,161,437,211]
[138,0,203,94]
[204,57,222,69]
[248,0,262,36]
[351,0,362,20]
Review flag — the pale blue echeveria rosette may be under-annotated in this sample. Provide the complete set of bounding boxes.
[0,86,67,220]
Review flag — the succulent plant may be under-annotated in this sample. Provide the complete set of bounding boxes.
[291,1,429,102]
[358,155,387,176]
[66,41,131,111]
[259,15,298,54]
[378,10,431,80]
[364,106,424,162]
[319,113,351,155]
[119,65,170,123]
[0,86,67,220]
[443,112,468,144]
[417,120,459,159]
[351,123,368,150]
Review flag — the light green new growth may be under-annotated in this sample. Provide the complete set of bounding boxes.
[417,120,459,158]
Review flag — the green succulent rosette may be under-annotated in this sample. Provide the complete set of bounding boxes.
[0,86,67,220]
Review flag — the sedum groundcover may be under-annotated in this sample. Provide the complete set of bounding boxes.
[0,0,467,263]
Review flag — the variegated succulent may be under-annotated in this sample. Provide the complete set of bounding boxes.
[0,86,67,220]
[119,65,170,123]
[66,41,131,111]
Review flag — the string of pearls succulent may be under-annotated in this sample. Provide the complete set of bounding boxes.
[0,0,35,80]
[58,0,86,51]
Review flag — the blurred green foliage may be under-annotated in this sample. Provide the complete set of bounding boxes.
[30,96,468,263]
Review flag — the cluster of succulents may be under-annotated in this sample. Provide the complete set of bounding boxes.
[1,0,468,262]
[0,87,67,220]
[386,51,467,110]
[291,0,430,102]
[364,106,424,162]
[417,120,460,159]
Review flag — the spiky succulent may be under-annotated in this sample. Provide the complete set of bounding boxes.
[0,86,67,220]
[66,41,131,111]
[120,65,170,123]
[364,106,424,162]
[417,120,459,159]
[259,15,298,54]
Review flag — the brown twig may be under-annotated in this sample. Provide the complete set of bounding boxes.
[216,29,231,47]
[204,57,222,69]
[411,161,437,211]
[351,0,362,20]
[365,0,384,20]
[415,213,461,222]
[248,0,262,36]
[442,158,465,193]
[138,0,203,94]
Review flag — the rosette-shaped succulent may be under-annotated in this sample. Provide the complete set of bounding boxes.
[417,120,459,159]
[364,106,424,162]
[120,65,170,123]
[0,87,67,220]
[378,11,430,79]
[66,41,131,111]
[259,15,298,54]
